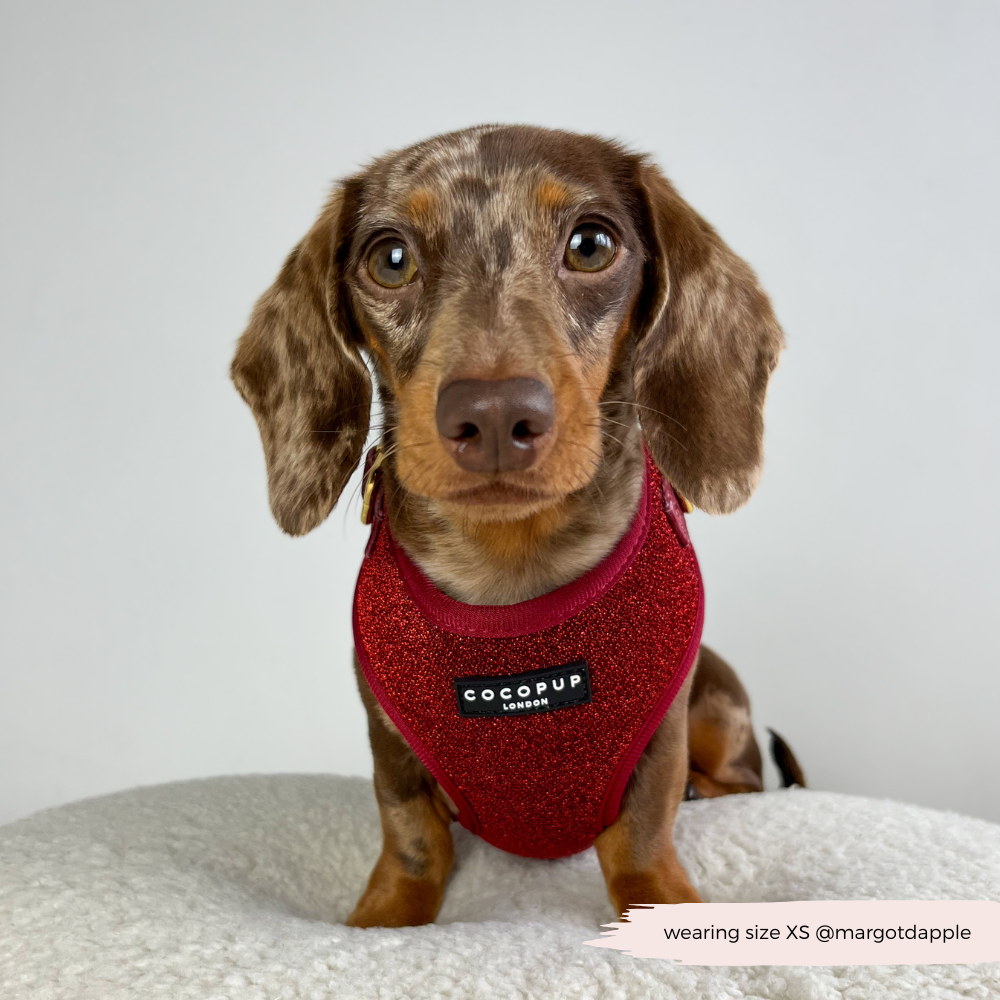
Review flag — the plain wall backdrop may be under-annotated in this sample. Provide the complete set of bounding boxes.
[2,0,998,827]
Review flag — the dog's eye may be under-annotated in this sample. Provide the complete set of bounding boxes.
[565,224,616,272]
[367,239,418,288]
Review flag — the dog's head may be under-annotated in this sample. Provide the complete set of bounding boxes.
[232,125,783,536]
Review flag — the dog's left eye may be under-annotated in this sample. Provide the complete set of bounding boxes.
[565,224,616,272]
[367,239,418,288]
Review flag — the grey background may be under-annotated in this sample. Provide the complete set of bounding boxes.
[2,1,998,827]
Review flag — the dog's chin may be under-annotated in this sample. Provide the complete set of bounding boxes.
[435,483,565,524]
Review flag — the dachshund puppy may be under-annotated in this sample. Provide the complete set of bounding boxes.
[232,125,796,928]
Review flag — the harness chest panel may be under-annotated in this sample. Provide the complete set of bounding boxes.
[352,456,703,859]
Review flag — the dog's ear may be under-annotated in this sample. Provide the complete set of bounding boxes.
[632,163,784,514]
[231,186,371,535]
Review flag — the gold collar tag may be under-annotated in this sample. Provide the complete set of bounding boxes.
[360,447,385,525]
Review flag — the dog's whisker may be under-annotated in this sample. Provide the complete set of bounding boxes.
[598,416,639,434]
[597,399,688,433]
[594,411,688,452]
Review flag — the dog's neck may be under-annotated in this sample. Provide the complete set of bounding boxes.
[383,421,645,606]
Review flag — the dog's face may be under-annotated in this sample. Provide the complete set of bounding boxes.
[345,128,652,523]
[232,126,783,536]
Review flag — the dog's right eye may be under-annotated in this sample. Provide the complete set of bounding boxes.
[367,239,418,288]
[565,224,616,272]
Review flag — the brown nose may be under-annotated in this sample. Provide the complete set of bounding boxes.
[436,378,555,473]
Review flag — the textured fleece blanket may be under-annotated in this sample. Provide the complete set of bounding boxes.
[1,775,998,999]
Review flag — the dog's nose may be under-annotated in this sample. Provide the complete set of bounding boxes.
[436,378,555,473]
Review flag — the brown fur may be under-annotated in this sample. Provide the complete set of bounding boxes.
[232,125,794,925]
[231,189,372,536]
[687,647,765,798]
[633,167,783,514]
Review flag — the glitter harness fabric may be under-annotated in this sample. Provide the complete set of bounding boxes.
[353,452,704,859]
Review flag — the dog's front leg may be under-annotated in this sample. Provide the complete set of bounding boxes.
[346,784,454,928]
[594,671,701,916]
[347,660,455,928]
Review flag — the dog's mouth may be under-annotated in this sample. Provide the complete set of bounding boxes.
[441,482,556,507]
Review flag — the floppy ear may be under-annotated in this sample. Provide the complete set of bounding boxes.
[231,187,371,535]
[633,163,784,514]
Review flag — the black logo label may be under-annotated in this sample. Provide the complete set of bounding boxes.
[455,660,591,718]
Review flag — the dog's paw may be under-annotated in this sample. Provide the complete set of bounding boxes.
[345,877,443,928]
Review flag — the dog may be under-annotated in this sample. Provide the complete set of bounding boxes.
[231,124,802,928]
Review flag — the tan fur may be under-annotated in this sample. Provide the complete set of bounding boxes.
[405,187,442,228]
[467,501,572,561]
[232,126,788,923]
[535,177,575,212]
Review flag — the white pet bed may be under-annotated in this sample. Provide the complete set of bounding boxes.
[1,776,997,999]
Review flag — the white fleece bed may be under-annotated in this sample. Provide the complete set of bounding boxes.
[1,775,997,1000]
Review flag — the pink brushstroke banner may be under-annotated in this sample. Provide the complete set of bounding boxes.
[584,900,1000,966]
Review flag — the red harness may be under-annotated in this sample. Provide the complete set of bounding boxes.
[353,452,704,859]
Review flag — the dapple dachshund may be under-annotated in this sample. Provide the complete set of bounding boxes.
[231,125,803,928]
